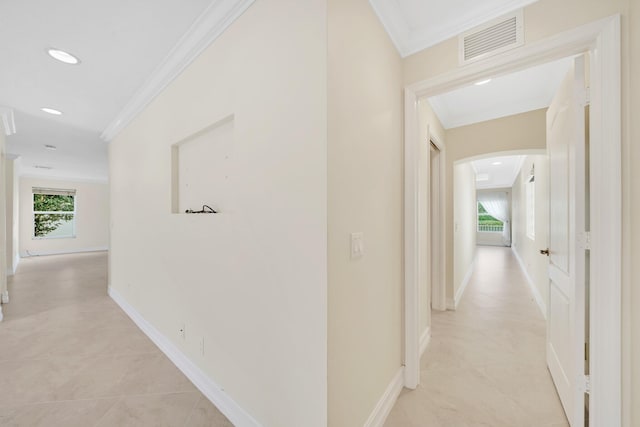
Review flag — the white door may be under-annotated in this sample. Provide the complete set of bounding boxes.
[546,55,587,426]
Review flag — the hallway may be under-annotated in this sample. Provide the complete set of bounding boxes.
[0,252,232,426]
[385,246,569,426]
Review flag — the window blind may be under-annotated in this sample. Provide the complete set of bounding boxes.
[32,187,76,197]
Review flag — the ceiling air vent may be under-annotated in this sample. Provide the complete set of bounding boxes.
[459,10,524,65]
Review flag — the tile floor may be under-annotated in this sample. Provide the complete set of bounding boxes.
[384,246,570,427]
[0,251,232,427]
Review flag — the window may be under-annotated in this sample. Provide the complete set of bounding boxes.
[477,202,504,232]
[33,188,76,239]
[526,176,535,239]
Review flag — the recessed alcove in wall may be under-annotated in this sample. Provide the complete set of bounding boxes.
[171,115,234,214]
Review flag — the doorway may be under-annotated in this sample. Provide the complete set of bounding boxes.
[402,15,621,425]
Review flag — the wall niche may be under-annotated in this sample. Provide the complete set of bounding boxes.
[171,115,234,214]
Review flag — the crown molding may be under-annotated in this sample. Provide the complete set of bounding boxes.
[370,0,538,58]
[0,106,16,136]
[100,0,255,142]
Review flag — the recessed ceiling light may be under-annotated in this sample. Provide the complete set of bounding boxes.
[41,107,63,115]
[492,161,502,165]
[474,79,492,86]
[44,144,57,150]
[47,48,80,65]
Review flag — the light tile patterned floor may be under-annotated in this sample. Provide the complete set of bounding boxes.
[0,251,232,427]
[385,246,570,427]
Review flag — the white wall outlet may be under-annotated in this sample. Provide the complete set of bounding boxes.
[350,232,364,259]
[179,323,186,340]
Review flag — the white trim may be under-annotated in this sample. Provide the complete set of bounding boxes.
[511,246,546,318]
[364,368,404,427]
[0,305,3,322]
[22,246,108,257]
[100,0,255,142]
[369,0,537,58]
[403,88,420,389]
[8,254,20,276]
[108,286,261,427]
[446,257,475,310]
[403,16,621,424]
[0,106,16,136]
[429,131,447,312]
[419,327,431,357]
[1,291,8,304]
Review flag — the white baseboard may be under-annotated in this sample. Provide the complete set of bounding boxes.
[364,367,404,427]
[22,246,108,257]
[511,247,546,319]
[419,327,431,357]
[108,286,261,427]
[447,257,476,311]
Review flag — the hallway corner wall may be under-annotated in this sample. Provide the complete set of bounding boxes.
[109,1,328,426]
[511,155,549,317]
[452,161,476,307]
[327,0,404,425]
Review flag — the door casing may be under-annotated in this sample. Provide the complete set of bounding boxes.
[402,14,621,426]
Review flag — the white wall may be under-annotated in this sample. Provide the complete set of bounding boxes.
[0,126,6,307]
[327,0,403,425]
[512,155,549,316]
[19,177,108,256]
[109,1,327,426]
[452,162,476,308]
[5,157,19,274]
[476,188,511,247]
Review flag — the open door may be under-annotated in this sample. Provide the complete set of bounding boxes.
[546,55,588,426]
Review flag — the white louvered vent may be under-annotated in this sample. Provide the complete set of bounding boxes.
[459,10,524,65]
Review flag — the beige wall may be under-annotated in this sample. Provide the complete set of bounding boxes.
[405,1,638,422]
[19,177,108,256]
[443,109,546,299]
[109,1,327,425]
[417,100,446,335]
[452,161,476,306]
[327,0,403,425]
[511,155,549,313]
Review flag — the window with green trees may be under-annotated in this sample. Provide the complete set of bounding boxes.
[477,202,504,232]
[33,188,76,238]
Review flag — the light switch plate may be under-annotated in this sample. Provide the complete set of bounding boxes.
[350,232,364,259]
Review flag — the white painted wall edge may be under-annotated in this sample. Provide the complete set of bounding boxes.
[8,254,21,276]
[511,246,547,319]
[447,256,476,310]
[108,286,261,427]
[1,291,8,304]
[419,326,431,357]
[364,367,405,427]
[21,246,108,257]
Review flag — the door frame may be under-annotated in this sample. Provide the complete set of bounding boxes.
[403,14,621,425]
[427,130,446,312]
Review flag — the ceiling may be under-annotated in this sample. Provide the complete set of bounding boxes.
[428,56,574,129]
[0,0,215,181]
[369,0,539,57]
[472,155,526,190]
